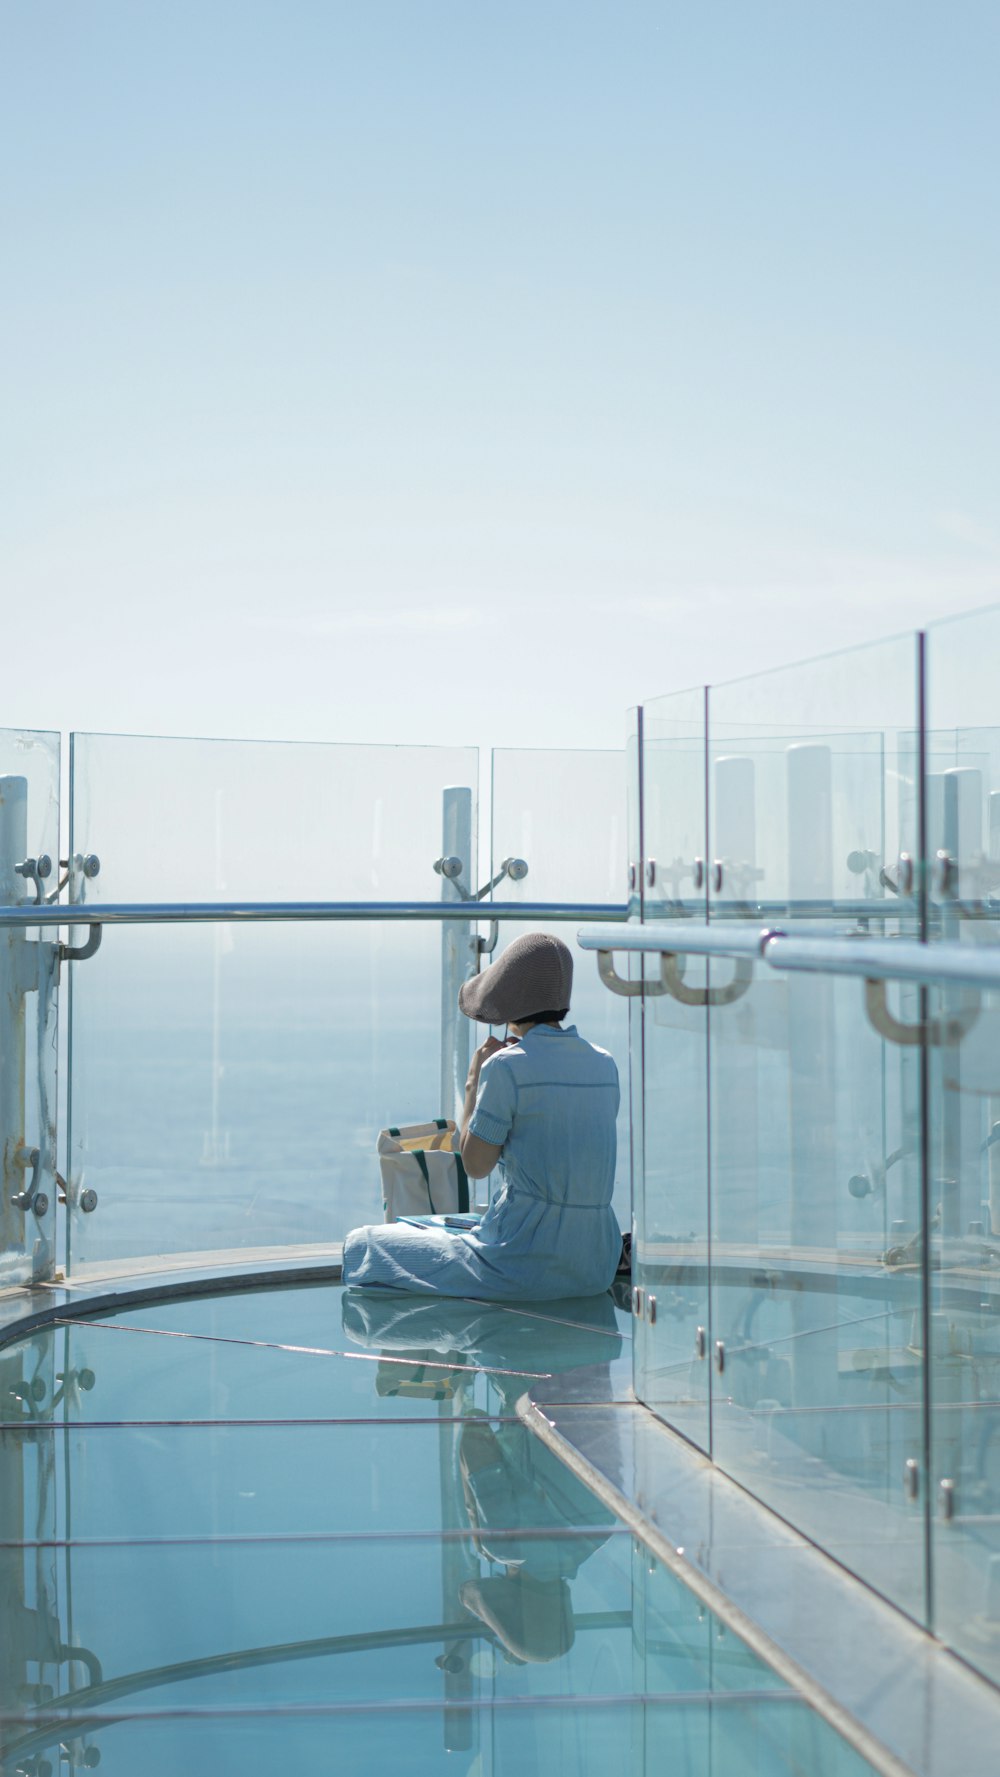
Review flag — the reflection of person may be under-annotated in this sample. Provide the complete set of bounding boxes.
[342,933,622,1301]
[340,1293,621,1666]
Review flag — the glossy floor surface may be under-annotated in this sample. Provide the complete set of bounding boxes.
[2,1280,886,1775]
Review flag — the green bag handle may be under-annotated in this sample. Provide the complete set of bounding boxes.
[388,1122,468,1215]
[412,1148,434,1211]
[412,1144,470,1215]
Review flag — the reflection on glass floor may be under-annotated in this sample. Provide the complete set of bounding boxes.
[1,1283,882,1774]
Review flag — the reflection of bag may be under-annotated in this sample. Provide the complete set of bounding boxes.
[377,1119,470,1222]
[375,1354,461,1400]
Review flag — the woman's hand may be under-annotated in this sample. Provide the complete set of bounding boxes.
[465,1034,505,1096]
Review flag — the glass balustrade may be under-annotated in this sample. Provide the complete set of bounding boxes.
[0,729,61,1288]
[925,605,1000,1686]
[490,746,631,1224]
[65,733,479,1270]
[633,689,711,1451]
[8,609,1000,1720]
[705,636,926,1622]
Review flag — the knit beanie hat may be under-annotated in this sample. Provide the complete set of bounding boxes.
[458,931,573,1025]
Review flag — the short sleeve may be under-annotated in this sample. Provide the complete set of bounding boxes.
[469,1055,516,1147]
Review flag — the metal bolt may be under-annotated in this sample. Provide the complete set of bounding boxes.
[711,861,724,894]
[80,1189,99,1213]
[934,850,955,896]
[692,858,705,890]
[434,856,463,879]
[10,1191,33,1212]
[32,1194,49,1218]
[504,857,529,882]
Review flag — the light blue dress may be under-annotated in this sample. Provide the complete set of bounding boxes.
[342,1023,621,1302]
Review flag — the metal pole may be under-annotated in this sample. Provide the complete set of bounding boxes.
[785,744,838,1421]
[440,788,474,1122]
[942,767,982,1241]
[714,755,759,1248]
[0,777,28,1285]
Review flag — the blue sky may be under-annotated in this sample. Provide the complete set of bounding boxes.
[2,1,999,753]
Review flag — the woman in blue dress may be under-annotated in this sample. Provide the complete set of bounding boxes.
[341,932,622,1301]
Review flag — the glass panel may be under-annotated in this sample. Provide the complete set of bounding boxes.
[0,1278,887,1777]
[636,688,711,1450]
[490,746,630,1225]
[2,1421,619,1541]
[0,1699,881,1777]
[0,1533,634,1707]
[708,636,927,1622]
[625,707,643,1313]
[0,729,60,1288]
[925,603,1000,1682]
[0,1283,627,1426]
[66,734,477,1269]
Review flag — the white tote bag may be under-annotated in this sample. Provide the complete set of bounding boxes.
[377,1119,471,1222]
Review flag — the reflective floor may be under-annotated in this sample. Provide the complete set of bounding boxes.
[1,1282,885,1774]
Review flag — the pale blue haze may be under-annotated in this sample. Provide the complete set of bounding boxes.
[1,2,998,753]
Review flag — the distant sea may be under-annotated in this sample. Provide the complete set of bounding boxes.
[64,925,632,1268]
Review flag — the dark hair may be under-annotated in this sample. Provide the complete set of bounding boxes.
[514,1008,569,1029]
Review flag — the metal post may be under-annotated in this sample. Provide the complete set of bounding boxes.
[714,755,758,1247]
[786,744,838,1427]
[0,777,28,1285]
[440,787,474,1123]
[942,767,982,1240]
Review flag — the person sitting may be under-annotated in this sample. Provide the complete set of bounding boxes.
[341,931,622,1301]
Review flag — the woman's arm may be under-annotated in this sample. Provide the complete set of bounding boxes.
[459,1036,505,1179]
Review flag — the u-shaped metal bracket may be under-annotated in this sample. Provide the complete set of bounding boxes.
[475,919,499,957]
[596,948,754,1006]
[596,949,668,997]
[58,924,103,964]
[661,953,753,1008]
[864,978,979,1047]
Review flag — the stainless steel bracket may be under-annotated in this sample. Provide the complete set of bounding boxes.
[58,925,103,964]
[596,946,752,1006]
[14,855,52,905]
[434,856,529,902]
[864,978,978,1047]
[434,857,527,959]
[10,1146,48,1218]
[596,949,669,998]
[661,953,753,1008]
[475,920,499,957]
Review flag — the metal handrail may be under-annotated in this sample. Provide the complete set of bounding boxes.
[578,921,771,961]
[0,899,629,929]
[578,921,1000,991]
[764,934,1000,991]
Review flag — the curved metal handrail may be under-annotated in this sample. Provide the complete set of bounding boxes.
[0,899,629,928]
[580,923,998,1043]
